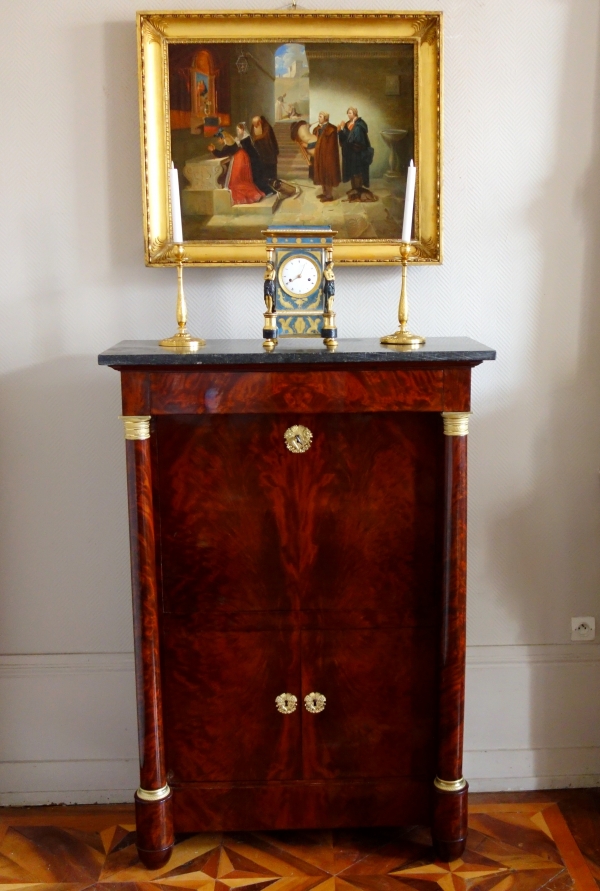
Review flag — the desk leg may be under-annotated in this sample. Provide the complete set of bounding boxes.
[123,418,174,869]
[433,412,470,861]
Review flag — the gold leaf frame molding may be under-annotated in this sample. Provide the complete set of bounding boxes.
[138,10,442,266]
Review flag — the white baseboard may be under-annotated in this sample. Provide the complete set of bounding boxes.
[464,643,600,791]
[467,775,600,792]
[2,753,597,806]
[0,653,135,677]
[464,746,600,791]
[0,646,598,804]
[0,760,137,806]
[466,643,600,665]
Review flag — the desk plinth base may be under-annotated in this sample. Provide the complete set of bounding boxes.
[432,782,469,861]
[134,789,174,869]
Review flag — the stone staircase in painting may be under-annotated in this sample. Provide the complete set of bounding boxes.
[273,121,309,181]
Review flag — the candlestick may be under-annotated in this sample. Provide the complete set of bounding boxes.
[380,241,425,346]
[401,159,416,243]
[159,244,205,351]
[169,162,183,243]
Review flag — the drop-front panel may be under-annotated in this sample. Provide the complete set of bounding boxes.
[99,338,495,871]
[158,411,440,787]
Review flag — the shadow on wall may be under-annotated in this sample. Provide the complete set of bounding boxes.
[102,20,141,275]
[468,0,600,787]
[0,355,132,655]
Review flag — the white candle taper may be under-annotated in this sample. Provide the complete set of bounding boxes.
[401,159,416,243]
[169,161,183,243]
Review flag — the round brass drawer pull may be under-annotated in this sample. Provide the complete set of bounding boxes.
[304,692,326,714]
[275,693,298,714]
[284,425,313,454]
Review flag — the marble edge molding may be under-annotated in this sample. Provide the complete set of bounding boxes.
[98,340,496,366]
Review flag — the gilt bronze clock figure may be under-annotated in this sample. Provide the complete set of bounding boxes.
[321,247,337,348]
[262,225,337,350]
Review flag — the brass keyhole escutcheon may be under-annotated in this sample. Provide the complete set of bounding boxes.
[284,425,313,454]
[275,693,298,715]
[304,692,326,714]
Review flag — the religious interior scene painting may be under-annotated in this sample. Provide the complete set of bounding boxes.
[168,41,415,241]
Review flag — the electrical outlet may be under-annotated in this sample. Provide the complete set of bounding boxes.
[571,616,595,641]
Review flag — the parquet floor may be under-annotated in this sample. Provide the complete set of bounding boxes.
[0,791,599,890]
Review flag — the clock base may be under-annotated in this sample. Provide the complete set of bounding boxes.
[322,322,338,352]
[322,305,337,351]
[263,310,278,351]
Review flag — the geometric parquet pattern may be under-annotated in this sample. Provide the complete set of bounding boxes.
[0,802,598,891]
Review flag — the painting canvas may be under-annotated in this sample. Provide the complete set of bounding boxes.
[138,12,441,265]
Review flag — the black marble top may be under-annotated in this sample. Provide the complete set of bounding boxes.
[98,338,495,367]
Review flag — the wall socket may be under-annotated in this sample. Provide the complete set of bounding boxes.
[571,616,595,641]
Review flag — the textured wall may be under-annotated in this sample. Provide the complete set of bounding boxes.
[0,0,599,802]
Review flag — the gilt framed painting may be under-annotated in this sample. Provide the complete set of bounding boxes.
[138,10,442,265]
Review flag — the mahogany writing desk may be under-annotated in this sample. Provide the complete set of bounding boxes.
[99,338,495,869]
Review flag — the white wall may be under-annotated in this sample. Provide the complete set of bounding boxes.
[1,0,600,803]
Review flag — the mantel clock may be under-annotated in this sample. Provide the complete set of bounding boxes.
[262,225,337,349]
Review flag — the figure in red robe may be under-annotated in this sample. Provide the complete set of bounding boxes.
[208,125,265,205]
[312,112,341,201]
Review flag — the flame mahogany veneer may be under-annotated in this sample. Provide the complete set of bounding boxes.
[100,338,495,870]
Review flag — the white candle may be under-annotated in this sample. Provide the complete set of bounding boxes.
[401,159,417,243]
[169,161,183,243]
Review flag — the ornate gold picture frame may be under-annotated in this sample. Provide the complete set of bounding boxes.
[138,10,442,266]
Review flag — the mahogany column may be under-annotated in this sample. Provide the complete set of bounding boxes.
[122,414,174,869]
[432,411,470,861]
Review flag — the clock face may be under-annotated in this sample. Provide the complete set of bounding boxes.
[279,255,321,297]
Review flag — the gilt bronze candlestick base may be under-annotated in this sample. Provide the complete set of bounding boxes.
[159,245,205,352]
[380,242,425,346]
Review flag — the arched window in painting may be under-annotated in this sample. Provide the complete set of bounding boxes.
[274,44,309,121]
